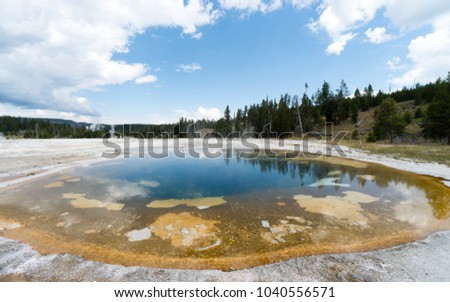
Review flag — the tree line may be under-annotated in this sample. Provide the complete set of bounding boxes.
[0,117,107,138]
[1,73,449,143]
[209,80,387,138]
[209,73,449,144]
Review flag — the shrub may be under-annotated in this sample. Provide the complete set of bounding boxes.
[366,131,377,142]
[414,107,423,119]
[404,111,413,124]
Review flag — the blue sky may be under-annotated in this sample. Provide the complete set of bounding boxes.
[0,1,449,124]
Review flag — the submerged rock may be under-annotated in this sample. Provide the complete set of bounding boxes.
[62,193,125,211]
[261,220,306,244]
[0,220,22,231]
[341,191,378,204]
[125,228,152,242]
[44,181,65,188]
[146,197,226,209]
[151,213,220,250]
[300,198,366,224]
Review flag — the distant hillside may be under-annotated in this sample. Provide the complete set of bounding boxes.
[17,117,92,128]
[330,100,428,143]
[0,116,108,138]
[0,115,179,139]
[20,117,91,128]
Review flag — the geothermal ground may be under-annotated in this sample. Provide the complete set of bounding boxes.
[0,138,449,281]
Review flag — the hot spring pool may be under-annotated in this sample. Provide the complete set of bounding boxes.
[1,153,449,270]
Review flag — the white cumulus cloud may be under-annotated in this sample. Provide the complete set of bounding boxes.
[387,57,403,71]
[219,0,266,12]
[326,33,358,55]
[196,106,222,120]
[219,0,317,13]
[383,3,450,87]
[177,106,222,121]
[308,0,387,55]
[0,103,97,123]
[307,0,450,85]
[365,27,394,44]
[384,0,450,30]
[218,0,284,14]
[289,0,317,9]
[135,75,158,85]
[391,16,450,87]
[0,0,219,116]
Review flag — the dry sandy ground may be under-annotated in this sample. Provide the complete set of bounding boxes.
[0,138,449,281]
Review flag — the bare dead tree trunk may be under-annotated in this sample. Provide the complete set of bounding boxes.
[293,95,304,139]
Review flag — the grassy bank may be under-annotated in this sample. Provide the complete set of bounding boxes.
[342,141,450,167]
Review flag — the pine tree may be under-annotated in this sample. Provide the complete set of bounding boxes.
[317,81,335,123]
[235,109,243,134]
[351,99,359,124]
[373,97,405,143]
[224,105,231,136]
[423,97,450,144]
[336,80,350,123]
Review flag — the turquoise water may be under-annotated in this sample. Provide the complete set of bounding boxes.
[1,153,449,270]
[84,155,332,200]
